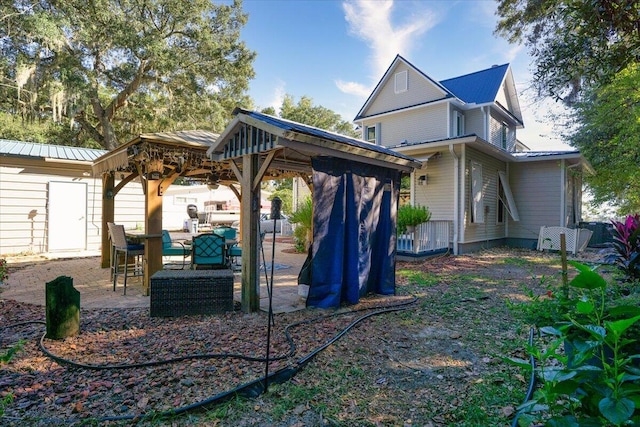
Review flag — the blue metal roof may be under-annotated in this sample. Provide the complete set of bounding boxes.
[0,139,106,162]
[440,64,509,104]
[235,109,419,163]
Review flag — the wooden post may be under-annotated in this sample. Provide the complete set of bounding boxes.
[240,153,261,313]
[101,173,116,268]
[144,177,164,296]
[560,233,568,298]
[45,276,80,339]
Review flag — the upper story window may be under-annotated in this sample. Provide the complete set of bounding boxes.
[394,70,408,93]
[364,123,380,144]
[453,111,465,137]
[501,123,508,149]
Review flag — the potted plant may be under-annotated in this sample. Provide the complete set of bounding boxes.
[397,204,431,235]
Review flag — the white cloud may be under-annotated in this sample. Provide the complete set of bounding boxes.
[267,80,286,113]
[339,0,438,96]
[335,79,372,98]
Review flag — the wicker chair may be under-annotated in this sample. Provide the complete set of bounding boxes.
[107,223,144,295]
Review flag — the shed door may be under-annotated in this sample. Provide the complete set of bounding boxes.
[48,181,87,251]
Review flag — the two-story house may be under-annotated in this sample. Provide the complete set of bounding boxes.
[355,55,592,254]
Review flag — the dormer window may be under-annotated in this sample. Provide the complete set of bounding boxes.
[394,70,408,93]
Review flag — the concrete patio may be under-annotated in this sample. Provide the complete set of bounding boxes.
[1,234,308,314]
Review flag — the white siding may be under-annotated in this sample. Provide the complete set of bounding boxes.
[361,104,448,147]
[462,147,507,243]
[508,161,562,239]
[0,161,144,256]
[464,108,485,139]
[412,151,456,220]
[489,109,516,151]
[363,64,447,117]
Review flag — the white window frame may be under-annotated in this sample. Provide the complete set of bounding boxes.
[394,70,408,93]
[501,123,508,149]
[471,161,484,223]
[364,123,381,145]
[453,111,465,137]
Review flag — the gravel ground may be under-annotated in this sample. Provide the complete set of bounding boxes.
[1,294,415,426]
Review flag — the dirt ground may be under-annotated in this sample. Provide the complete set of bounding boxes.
[0,247,612,426]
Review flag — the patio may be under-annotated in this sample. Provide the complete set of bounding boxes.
[1,234,307,313]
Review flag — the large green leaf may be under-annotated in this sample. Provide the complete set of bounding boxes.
[605,314,640,339]
[599,396,635,424]
[568,268,607,290]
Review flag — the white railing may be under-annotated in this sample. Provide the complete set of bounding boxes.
[397,220,450,254]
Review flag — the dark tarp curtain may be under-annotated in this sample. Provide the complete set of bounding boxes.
[307,157,400,309]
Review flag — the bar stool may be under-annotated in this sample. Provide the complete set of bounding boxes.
[107,223,144,295]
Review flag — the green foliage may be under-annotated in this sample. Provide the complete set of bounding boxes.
[0,258,8,282]
[397,204,431,234]
[289,196,312,252]
[570,65,640,213]
[278,94,358,137]
[608,213,640,281]
[510,262,640,425]
[0,0,255,149]
[1,340,24,364]
[495,0,640,105]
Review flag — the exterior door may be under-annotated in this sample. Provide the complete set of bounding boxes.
[48,181,87,251]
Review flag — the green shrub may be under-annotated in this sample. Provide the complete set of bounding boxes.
[397,204,431,234]
[509,262,640,426]
[289,196,312,252]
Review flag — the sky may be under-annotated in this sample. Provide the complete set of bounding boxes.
[236,0,572,151]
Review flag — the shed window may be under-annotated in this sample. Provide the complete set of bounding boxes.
[395,70,408,93]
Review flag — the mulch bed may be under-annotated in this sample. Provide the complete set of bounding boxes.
[0,294,415,426]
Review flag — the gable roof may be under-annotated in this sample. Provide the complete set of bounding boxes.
[355,56,522,123]
[440,64,509,104]
[0,139,106,162]
[209,108,421,173]
[354,54,454,121]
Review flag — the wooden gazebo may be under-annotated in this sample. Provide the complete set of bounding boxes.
[92,109,421,313]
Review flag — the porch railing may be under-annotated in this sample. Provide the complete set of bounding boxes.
[397,220,450,254]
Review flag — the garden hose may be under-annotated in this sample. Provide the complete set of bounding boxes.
[511,327,537,427]
[1,296,417,425]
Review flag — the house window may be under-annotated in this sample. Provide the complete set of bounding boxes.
[395,70,408,93]
[501,123,508,149]
[364,123,380,144]
[176,196,197,204]
[453,111,465,137]
[470,161,484,223]
[497,175,505,223]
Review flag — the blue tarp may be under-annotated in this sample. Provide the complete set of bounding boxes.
[306,157,400,309]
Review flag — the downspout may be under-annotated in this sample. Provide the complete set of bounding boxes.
[449,144,459,255]
[560,159,566,226]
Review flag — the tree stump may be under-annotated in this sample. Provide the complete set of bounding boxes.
[45,276,80,339]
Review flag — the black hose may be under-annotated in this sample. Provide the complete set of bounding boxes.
[511,327,537,427]
[1,296,418,424]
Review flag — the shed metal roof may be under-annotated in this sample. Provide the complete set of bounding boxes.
[440,64,509,105]
[0,139,106,162]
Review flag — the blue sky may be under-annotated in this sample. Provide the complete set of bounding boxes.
[237,0,571,150]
